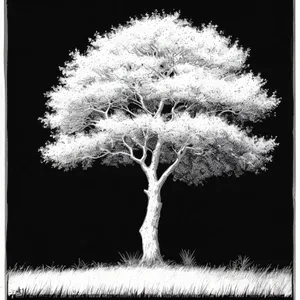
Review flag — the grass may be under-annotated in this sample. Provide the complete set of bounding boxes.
[118,251,142,266]
[179,249,197,267]
[7,255,292,297]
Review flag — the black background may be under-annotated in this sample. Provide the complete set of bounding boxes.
[7,0,293,269]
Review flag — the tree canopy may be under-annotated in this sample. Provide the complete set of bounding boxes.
[40,12,280,185]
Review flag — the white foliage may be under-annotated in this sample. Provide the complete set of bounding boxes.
[40,132,110,168]
[40,12,279,180]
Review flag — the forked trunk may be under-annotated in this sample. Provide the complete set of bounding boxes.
[139,177,164,265]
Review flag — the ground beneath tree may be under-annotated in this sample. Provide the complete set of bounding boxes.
[7,264,292,298]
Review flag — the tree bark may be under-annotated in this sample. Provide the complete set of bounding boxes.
[139,174,164,265]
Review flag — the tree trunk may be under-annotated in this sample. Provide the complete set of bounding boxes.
[139,176,164,265]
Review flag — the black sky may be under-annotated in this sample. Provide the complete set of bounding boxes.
[7,0,293,268]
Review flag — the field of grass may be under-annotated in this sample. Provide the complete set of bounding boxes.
[7,255,292,298]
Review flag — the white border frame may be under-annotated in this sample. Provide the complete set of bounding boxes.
[0,1,297,299]
[1,1,6,299]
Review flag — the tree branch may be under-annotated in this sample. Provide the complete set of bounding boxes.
[170,100,182,120]
[117,105,138,117]
[155,100,165,117]
[132,137,144,150]
[122,136,135,157]
[149,44,159,57]
[149,138,162,172]
[85,107,107,118]
[186,102,198,112]
[218,109,239,116]
[126,86,153,115]
[185,146,205,156]
[158,145,187,187]
[85,102,112,119]
[122,136,147,169]
[104,102,112,119]
[143,64,165,79]
[140,129,149,164]
[80,153,109,160]
[135,91,153,115]
[217,109,257,119]
[128,98,145,111]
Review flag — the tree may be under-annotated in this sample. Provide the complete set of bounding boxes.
[39,12,280,265]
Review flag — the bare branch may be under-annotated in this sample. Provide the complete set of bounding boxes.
[132,138,144,149]
[158,145,187,187]
[135,91,153,115]
[85,102,113,119]
[171,100,180,120]
[129,132,150,165]
[149,138,162,172]
[155,100,165,117]
[68,123,93,135]
[128,98,145,111]
[80,153,109,160]
[121,136,148,169]
[143,64,165,79]
[125,86,152,115]
[168,100,194,119]
[81,148,134,161]
[85,107,107,118]
[149,44,159,57]
[117,105,138,117]
[173,49,185,58]
[186,146,205,156]
[218,109,239,116]
[104,102,112,119]
[122,136,135,156]
[140,129,149,164]
[186,102,198,112]
[111,151,135,157]
[217,109,257,118]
